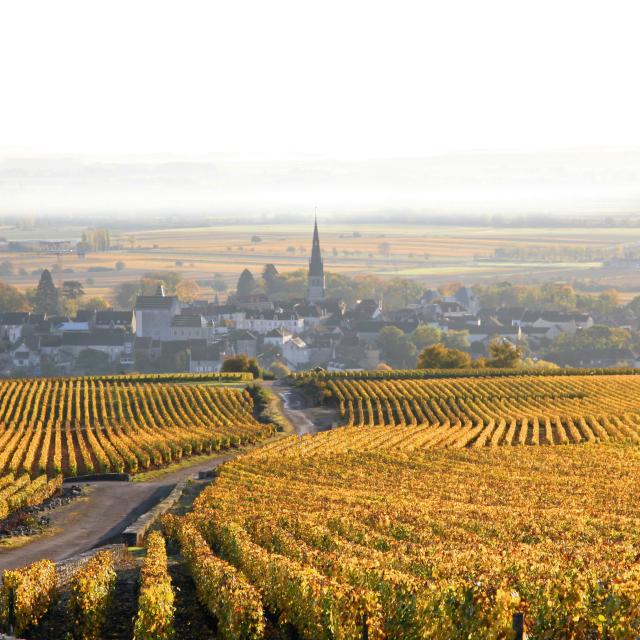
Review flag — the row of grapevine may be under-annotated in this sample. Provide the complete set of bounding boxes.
[325,374,640,447]
[133,531,175,640]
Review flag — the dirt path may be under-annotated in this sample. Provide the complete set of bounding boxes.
[0,453,236,572]
[264,380,338,435]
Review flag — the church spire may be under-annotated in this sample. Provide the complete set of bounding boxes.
[308,211,324,277]
[307,210,326,302]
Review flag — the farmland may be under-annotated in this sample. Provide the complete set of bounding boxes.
[3,370,640,638]
[3,221,640,301]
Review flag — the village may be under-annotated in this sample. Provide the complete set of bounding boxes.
[2,217,634,378]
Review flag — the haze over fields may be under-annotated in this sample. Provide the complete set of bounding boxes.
[2,151,640,218]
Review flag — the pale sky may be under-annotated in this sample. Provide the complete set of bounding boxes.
[2,1,640,217]
[2,0,640,157]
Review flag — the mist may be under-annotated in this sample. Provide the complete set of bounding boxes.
[2,150,640,222]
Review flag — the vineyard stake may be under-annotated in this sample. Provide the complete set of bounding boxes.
[513,612,525,640]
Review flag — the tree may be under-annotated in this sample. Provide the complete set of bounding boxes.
[33,269,59,315]
[411,325,441,350]
[269,360,291,379]
[114,282,142,308]
[382,278,422,310]
[81,228,110,251]
[486,339,522,368]
[442,330,470,350]
[377,326,417,368]
[79,296,110,311]
[76,349,110,374]
[236,269,256,296]
[176,280,200,302]
[221,354,260,378]
[62,280,85,300]
[417,344,472,369]
[262,263,278,283]
[262,264,285,296]
[0,281,29,313]
[115,261,126,271]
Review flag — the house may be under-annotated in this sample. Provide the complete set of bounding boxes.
[264,327,292,347]
[521,311,594,335]
[53,320,91,334]
[293,303,327,329]
[450,286,480,314]
[189,343,227,373]
[521,325,561,346]
[133,285,181,340]
[169,314,215,343]
[61,331,133,364]
[355,320,387,344]
[232,330,258,358]
[236,310,304,335]
[95,310,133,332]
[233,294,273,312]
[410,289,440,309]
[282,336,311,369]
[11,342,41,371]
[353,299,383,320]
[0,312,31,344]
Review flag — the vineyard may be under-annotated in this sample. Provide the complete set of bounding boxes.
[168,432,640,638]
[3,371,640,638]
[324,374,640,447]
[0,376,273,522]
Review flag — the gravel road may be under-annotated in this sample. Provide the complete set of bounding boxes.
[0,453,235,572]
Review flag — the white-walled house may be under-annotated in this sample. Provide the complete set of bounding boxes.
[236,311,304,335]
[282,336,311,368]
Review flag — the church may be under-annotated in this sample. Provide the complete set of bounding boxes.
[306,216,326,303]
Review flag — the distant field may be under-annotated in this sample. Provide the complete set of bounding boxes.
[2,222,639,301]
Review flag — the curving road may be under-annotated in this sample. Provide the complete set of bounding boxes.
[0,453,236,572]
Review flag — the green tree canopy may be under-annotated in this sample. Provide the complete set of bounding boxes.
[377,326,417,368]
[33,269,59,315]
[237,269,256,296]
[442,330,470,350]
[411,325,441,351]
[62,280,85,300]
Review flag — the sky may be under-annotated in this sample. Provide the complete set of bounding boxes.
[1,1,640,216]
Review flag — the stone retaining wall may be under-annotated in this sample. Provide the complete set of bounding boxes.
[122,481,188,546]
